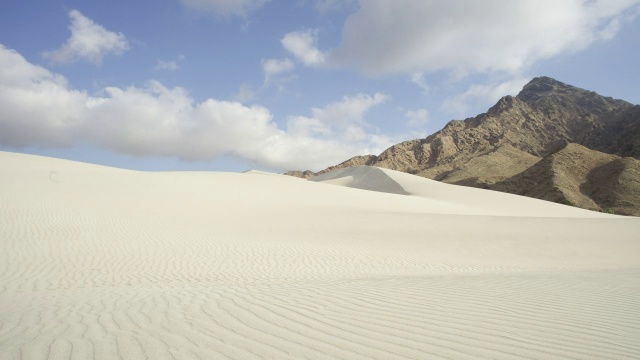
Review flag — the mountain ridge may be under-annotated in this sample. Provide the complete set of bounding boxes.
[286,77,640,215]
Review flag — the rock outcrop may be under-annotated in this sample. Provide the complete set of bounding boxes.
[491,143,640,215]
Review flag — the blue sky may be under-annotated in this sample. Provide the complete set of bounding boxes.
[1,0,639,172]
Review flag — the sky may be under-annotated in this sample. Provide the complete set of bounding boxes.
[1,0,639,172]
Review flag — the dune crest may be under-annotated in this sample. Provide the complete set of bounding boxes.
[311,166,409,195]
[312,165,614,218]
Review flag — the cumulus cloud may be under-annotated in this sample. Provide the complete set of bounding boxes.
[286,93,391,164]
[328,0,640,76]
[286,93,390,151]
[281,29,326,66]
[0,45,389,171]
[42,10,129,65]
[261,57,295,83]
[179,0,269,18]
[307,93,388,128]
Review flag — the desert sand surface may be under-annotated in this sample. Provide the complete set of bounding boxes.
[1,151,639,360]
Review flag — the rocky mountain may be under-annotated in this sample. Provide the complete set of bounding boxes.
[286,77,640,216]
[491,143,640,215]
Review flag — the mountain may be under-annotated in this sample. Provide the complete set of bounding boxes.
[491,143,640,215]
[286,77,640,216]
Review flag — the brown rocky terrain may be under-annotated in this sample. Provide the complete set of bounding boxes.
[490,143,640,215]
[286,77,640,215]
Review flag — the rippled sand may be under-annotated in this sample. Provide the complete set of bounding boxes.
[1,152,639,359]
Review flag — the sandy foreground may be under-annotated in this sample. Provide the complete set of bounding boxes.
[1,151,639,360]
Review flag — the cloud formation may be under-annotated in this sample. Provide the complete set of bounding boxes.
[286,93,391,161]
[0,45,389,171]
[261,58,294,83]
[327,0,640,76]
[42,10,130,65]
[287,93,389,137]
[282,30,326,66]
[179,0,269,18]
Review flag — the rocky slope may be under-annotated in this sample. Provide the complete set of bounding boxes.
[286,77,640,215]
[491,143,640,215]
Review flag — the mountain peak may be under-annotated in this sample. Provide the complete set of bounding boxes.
[516,76,630,112]
[516,76,571,102]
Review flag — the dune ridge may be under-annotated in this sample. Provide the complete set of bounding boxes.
[1,151,639,359]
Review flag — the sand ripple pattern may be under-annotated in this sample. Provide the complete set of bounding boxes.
[1,152,640,359]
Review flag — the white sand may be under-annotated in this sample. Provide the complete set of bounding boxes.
[1,152,639,359]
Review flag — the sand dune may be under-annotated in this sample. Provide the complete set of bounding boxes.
[310,166,617,217]
[1,151,639,359]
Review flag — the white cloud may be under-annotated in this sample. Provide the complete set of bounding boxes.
[309,92,389,128]
[42,10,129,65]
[405,109,429,128]
[261,57,295,83]
[0,45,389,171]
[285,93,391,162]
[328,0,640,76]
[179,0,269,18]
[442,77,530,117]
[281,29,326,66]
